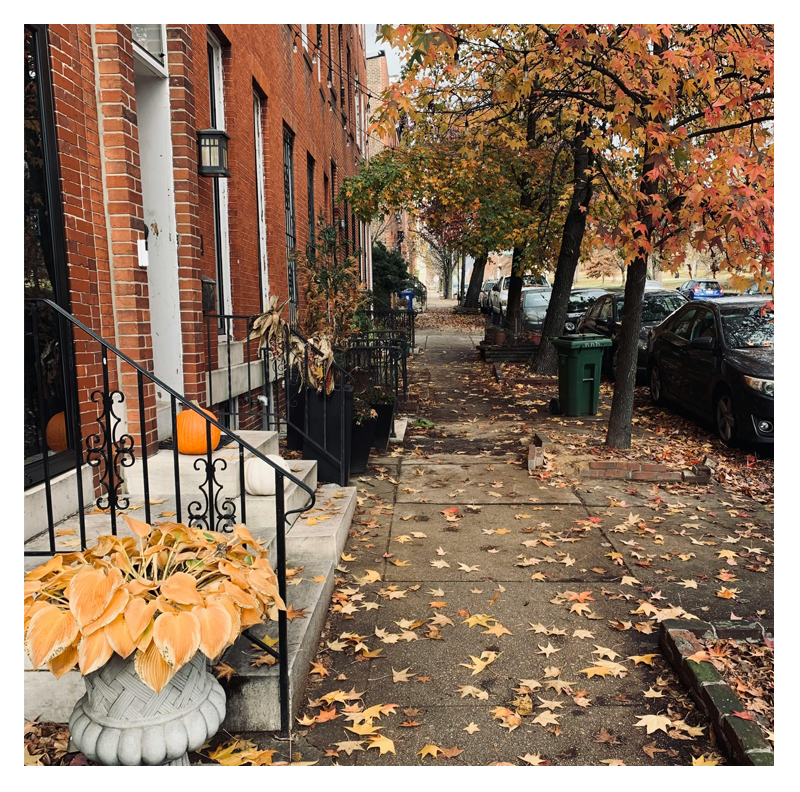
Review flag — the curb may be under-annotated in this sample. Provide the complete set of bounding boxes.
[659,620,774,766]
[580,460,712,484]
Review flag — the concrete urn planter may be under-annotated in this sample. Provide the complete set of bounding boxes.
[68,651,226,766]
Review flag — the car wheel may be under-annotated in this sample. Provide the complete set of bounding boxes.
[649,363,666,406]
[715,389,738,446]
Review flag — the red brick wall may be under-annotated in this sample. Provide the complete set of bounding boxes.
[43,23,368,440]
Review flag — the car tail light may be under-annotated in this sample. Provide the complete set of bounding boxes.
[719,287,724,295]
[693,284,699,292]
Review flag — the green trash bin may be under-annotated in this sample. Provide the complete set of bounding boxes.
[550,334,611,416]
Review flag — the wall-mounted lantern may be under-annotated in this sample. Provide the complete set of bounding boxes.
[197,129,230,177]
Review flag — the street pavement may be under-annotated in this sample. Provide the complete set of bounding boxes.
[227,319,773,766]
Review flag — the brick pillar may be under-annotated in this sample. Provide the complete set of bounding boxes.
[93,24,158,455]
[167,25,209,406]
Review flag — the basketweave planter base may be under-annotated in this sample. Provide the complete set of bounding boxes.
[68,652,226,766]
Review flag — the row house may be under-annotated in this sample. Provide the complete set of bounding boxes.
[24,23,372,495]
[23,22,372,731]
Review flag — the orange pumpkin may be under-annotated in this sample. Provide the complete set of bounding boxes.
[46,412,68,452]
[176,404,221,455]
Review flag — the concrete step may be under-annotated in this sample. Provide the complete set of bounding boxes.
[23,446,307,573]
[124,430,279,498]
[244,459,318,541]
[221,485,358,731]
[24,464,95,543]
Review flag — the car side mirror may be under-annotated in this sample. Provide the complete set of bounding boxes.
[690,336,714,350]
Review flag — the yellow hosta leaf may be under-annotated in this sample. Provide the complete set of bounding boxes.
[83,587,130,636]
[25,604,79,669]
[104,614,136,659]
[205,594,241,645]
[193,602,234,660]
[122,513,152,538]
[46,643,79,679]
[222,581,258,610]
[124,598,158,643]
[77,628,114,675]
[153,611,201,672]
[68,567,123,629]
[160,572,203,606]
[134,640,175,692]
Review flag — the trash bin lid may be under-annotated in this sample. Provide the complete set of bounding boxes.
[551,333,612,349]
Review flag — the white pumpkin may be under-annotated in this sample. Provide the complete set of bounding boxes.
[243,454,291,496]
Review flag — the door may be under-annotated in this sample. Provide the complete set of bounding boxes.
[683,307,720,412]
[24,24,78,488]
[658,306,698,398]
[133,42,184,404]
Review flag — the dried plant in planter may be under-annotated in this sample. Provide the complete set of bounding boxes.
[248,295,290,359]
[295,214,367,350]
[24,515,284,693]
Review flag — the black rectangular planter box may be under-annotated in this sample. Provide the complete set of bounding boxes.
[370,401,396,453]
[350,417,377,474]
[303,385,353,485]
[285,374,305,451]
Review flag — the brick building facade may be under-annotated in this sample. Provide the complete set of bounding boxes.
[24,23,371,488]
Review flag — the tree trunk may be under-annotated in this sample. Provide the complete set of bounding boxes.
[606,149,659,449]
[532,122,594,375]
[464,252,488,309]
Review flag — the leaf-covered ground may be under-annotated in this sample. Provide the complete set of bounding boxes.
[201,311,772,766]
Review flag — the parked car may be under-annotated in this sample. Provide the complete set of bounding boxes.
[577,290,687,379]
[677,279,724,300]
[647,297,774,445]
[489,274,550,316]
[745,279,773,295]
[479,280,498,313]
[564,288,607,333]
[521,288,553,333]
[644,280,663,291]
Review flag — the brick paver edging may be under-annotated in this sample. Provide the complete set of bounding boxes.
[659,619,774,766]
[580,459,712,484]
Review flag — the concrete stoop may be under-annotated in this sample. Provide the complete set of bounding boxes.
[221,484,358,732]
[22,482,357,727]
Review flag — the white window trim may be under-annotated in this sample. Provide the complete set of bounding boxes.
[253,91,269,309]
[132,24,169,78]
[301,23,308,50]
[207,30,233,320]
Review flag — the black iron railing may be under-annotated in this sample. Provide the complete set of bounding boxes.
[25,298,315,736]
[205,314,354,486]
[360,308,417,349]
[344,335,408,400]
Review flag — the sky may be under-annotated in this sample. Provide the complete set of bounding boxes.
[366,24,403,78]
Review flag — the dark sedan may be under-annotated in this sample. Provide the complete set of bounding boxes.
[577,290,687,379]
[647,297,774,445]
[564,288,607,333]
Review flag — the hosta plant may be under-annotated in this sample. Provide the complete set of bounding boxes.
[24,515,284,693]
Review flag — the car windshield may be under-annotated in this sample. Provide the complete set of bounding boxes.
[523,291,551,307]
[484,281,496,291]
[501,275,545,290]
[567,292,601,311]
[721,306,775,349]
[618,294,685,322]
[698,281,720,290]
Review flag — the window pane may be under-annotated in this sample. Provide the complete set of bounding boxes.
[132,25,164,64]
